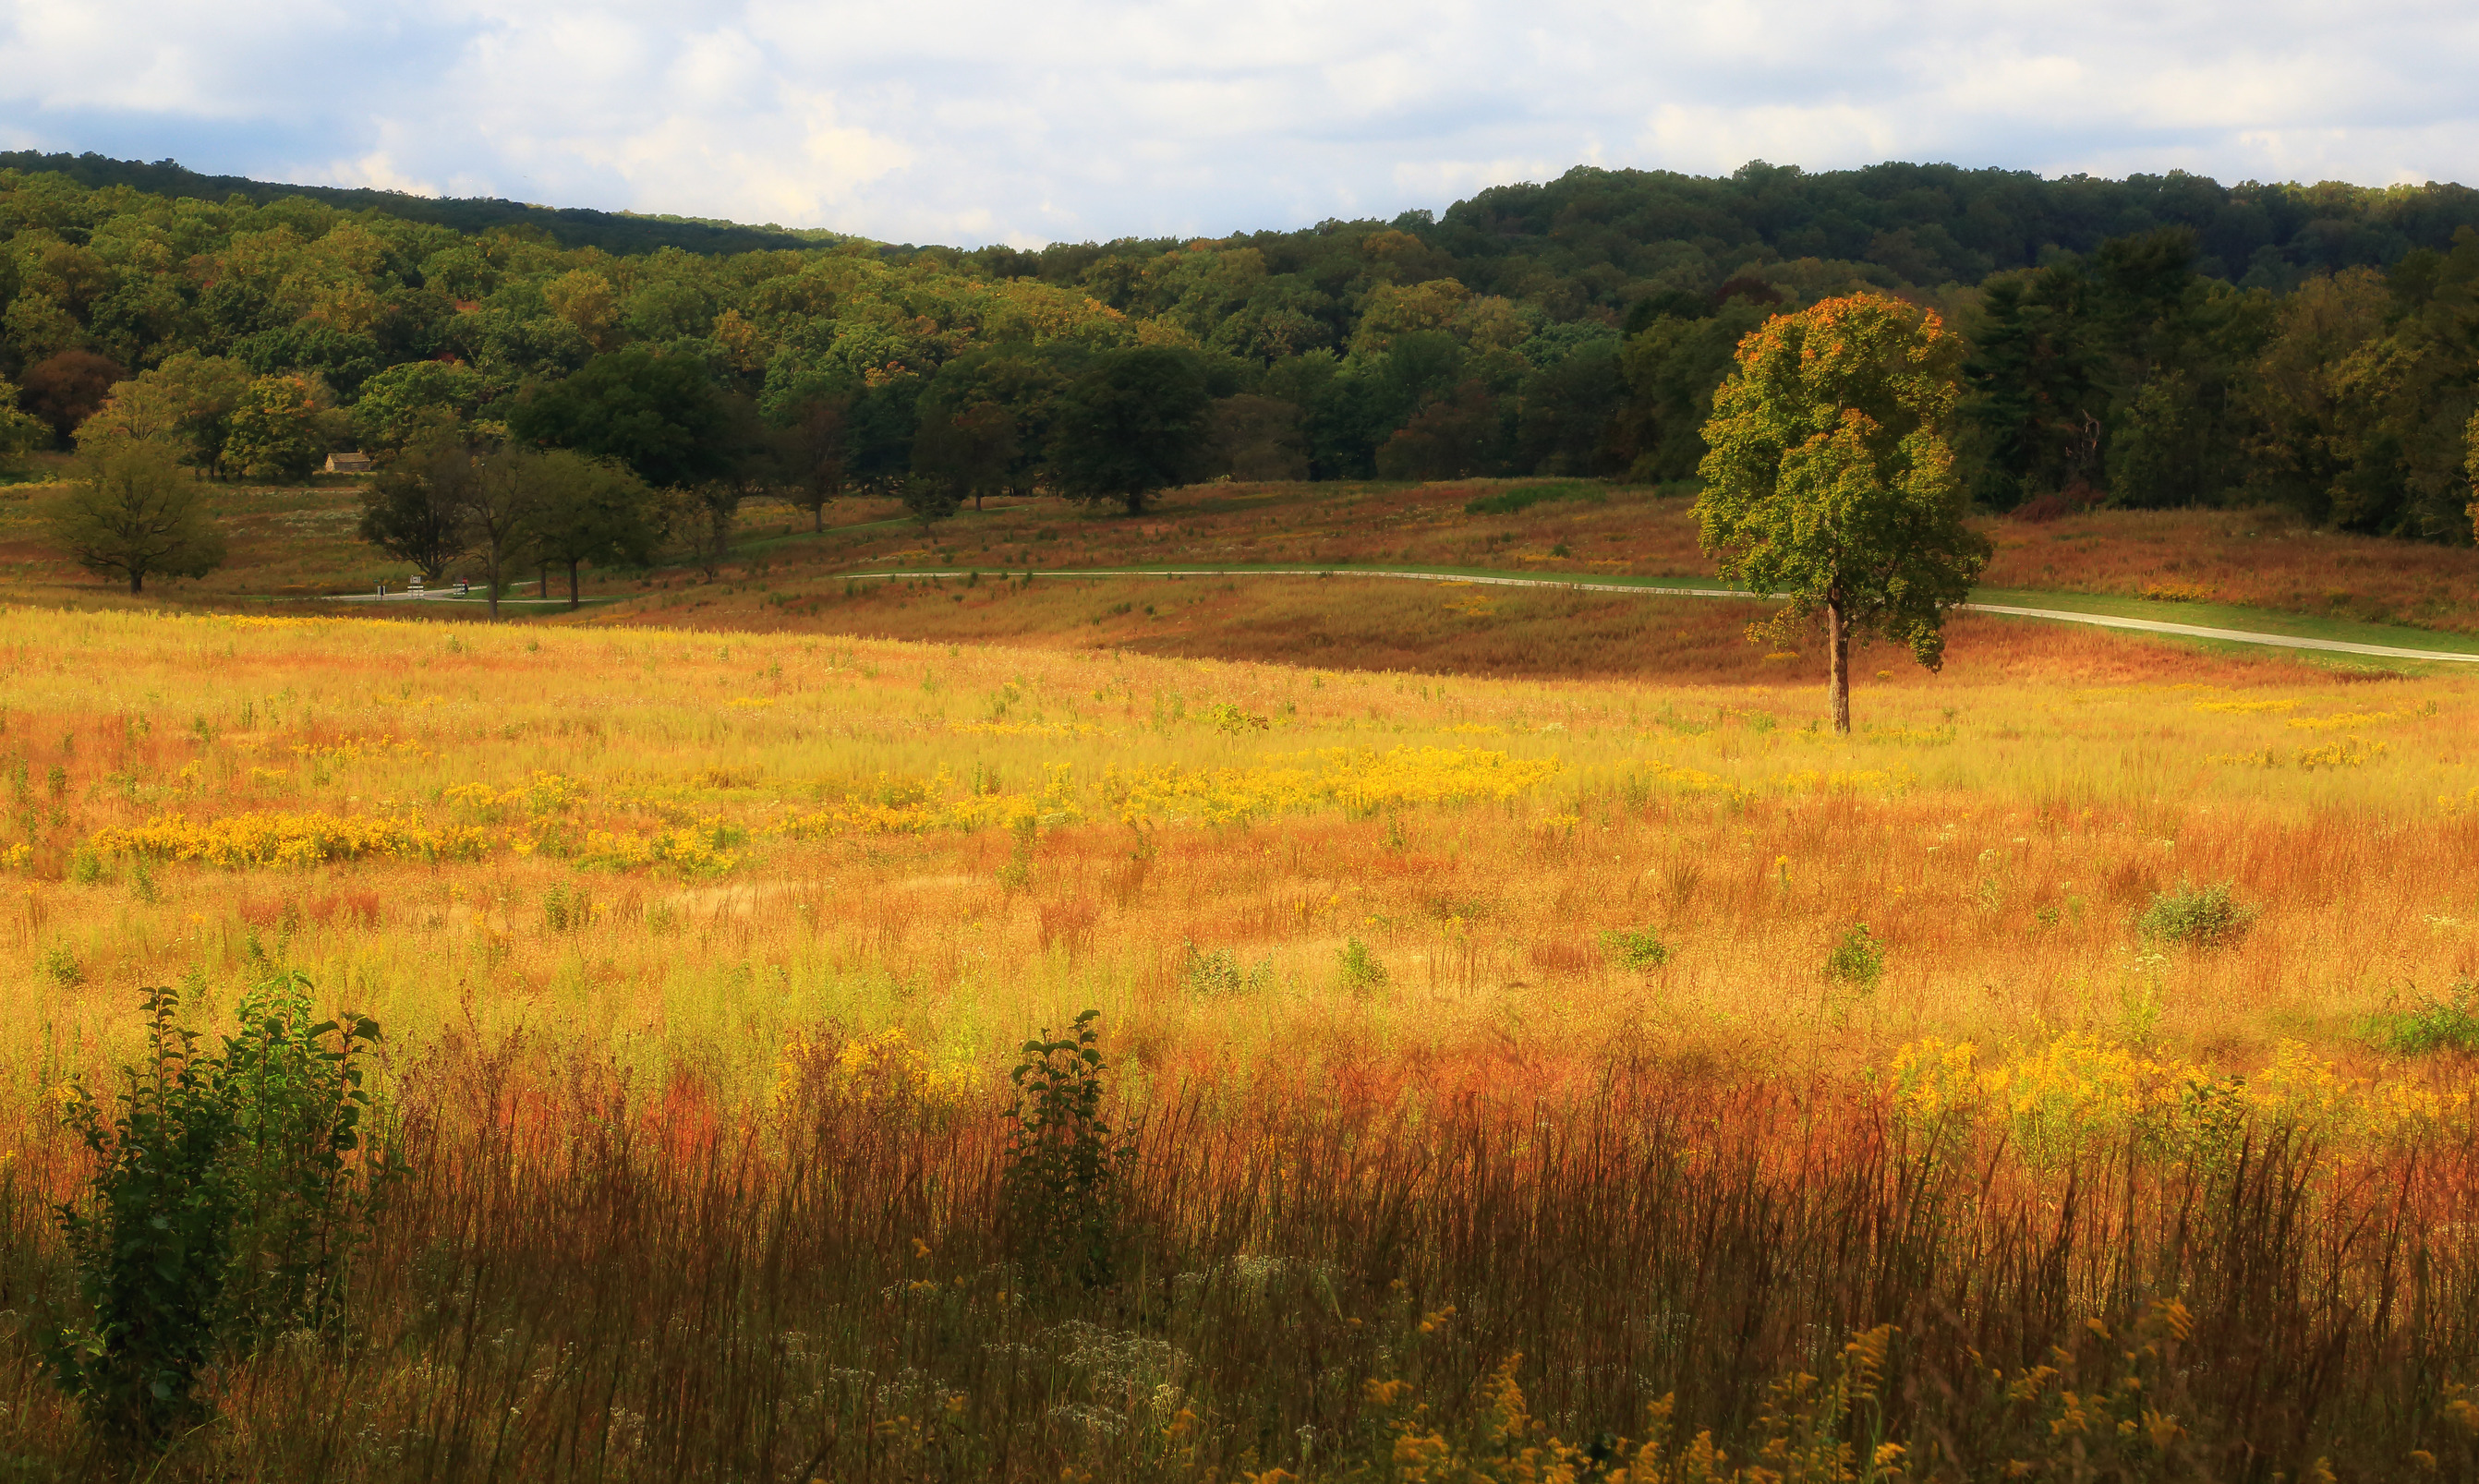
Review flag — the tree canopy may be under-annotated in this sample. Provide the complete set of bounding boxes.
[507,348,734,489]
[13,153,2479,547]
[42,440,228,593]
[1048,348,1213,514]
[1695,294,1991,732]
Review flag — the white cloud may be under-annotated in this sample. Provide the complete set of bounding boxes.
[5,0,2479,243]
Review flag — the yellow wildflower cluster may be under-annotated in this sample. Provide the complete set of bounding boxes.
[294,734,429,765]
[1102,747,1559,826]
[768,1025,985,1116]
[2210,738,2386,769]
[578,817,742,875]
[213,614,334,632]
[2140,579,2216,601]
[441,771,586,820]
[2193,697,2300,714]
[1892,1036,2468,1159]
[774,765,1082,839]
[88,810,490,869]
[1360,1329,1906,1483]
[2286,709,2407,732]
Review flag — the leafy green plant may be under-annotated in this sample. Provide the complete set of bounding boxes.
[2360,982,2479,1056]
[1824,923,1885,989]
[998,813,1037,891]
[42,975,392,1454]
[1183,940,1272,996]
[1338,936,1389,994]
[42,985,239,1451]
[39,944,83,989]
[542,883,574,931]
[1601,927,1671,970]
[2138,877,2255,947]
[999,1009,1131,1289]
[213,971,393,1340]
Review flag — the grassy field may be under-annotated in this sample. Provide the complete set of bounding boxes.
[6,474,2479,1478]
[9,465,2479,642]
[2,593,2479,1478]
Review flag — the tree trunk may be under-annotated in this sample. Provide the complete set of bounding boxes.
[813,503,823,533]
[568,560,581,610]
[130,569,143,595]
[1827,595,1851,735]
[485,551,501,620]
[538,561,550,600]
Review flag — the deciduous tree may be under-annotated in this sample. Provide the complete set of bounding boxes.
[913,400,1016,511]
[19,350,125,448]
[357,428,474,581]
[75,355,253,476]
[770,385,853,532]
[1695,293,1990,733]
[1374,380,1501,480]
[224,374,330,482]
[1048,347,1212,515]
[43,440,228,593]
[0,374,44,472]
[508,348,732,490]
[1208,393,1308,481]
[461,446,552,619]
[517,452,656,608]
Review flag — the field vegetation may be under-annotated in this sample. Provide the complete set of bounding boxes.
[15,467,2479,647]
[4,596,2479,1477]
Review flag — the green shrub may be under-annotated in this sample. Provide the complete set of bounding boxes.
[1338,937,1389,994]
[543,882,591,932]
[1824,923,1884,989]
[1183,940,1272,996]
[998,813,1037,891]
[999,1010,1131,1290]
[42,974,392,1454]
[2138,878,2255,947]
[40,944,84,989]
[2359,983,2479,1056]
[1601,927,1671,971]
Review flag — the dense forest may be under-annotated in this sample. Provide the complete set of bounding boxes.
[8,154,2479,544]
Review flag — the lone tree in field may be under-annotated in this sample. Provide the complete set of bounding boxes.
[1695,294,1991,733]
[43,440,227,594]
[1048,347,1211,516]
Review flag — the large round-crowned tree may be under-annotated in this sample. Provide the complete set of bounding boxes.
[1695,294,1992,733]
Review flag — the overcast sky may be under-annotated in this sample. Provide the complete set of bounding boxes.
[4,0,2474,247]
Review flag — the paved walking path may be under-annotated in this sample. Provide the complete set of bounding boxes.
[836,564,2479,665]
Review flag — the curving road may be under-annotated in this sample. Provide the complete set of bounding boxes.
[835,564,2479,666]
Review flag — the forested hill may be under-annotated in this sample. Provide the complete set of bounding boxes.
[8,153,2479,542]
[14,151,2477,285]
[0,151,838,257]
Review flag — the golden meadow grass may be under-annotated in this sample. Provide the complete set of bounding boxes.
[11,599,2479,1478]
[8,601,2477,1089]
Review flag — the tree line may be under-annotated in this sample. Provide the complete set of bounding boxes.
[9,155,2479,553]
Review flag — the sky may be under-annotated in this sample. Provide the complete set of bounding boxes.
[3,0,2476,248]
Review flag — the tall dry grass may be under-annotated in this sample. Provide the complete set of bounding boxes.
[2,604,2478,1476]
